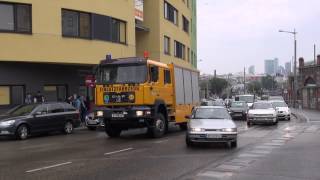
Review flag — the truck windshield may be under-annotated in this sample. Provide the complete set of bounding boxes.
[99,65,147,84]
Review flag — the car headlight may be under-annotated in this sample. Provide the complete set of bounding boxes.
[190,128,205,132]
[96,111,104,117]
[222,128,237,132]
[0,120,16,126]
[136,110,144,116]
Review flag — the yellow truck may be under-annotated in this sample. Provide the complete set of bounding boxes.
[94,57,200,138]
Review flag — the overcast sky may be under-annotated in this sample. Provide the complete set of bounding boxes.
[197,0,320,75]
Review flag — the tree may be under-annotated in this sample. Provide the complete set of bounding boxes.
[247,81,262,96]
[261,75,278,90]
[208,77,229,96]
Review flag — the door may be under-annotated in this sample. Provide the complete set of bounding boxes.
[29,104,50,133]
[48,103,67,130]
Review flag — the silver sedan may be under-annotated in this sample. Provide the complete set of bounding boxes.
[186,106,238,148]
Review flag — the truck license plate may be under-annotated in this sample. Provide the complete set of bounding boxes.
[207,134,222,139]
[112,113,125,118]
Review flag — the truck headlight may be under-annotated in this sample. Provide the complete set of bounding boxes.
[96,111,104,117]
[222,128,237,132]
[136,111,144,117]
[0,120,15,126]
[191,128,205,132]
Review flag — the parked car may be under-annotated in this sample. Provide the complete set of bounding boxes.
[186,106,238,148]
[229,101,249,120]
[247,101,277,126]
[0,102,80,140]
[85,112,105,131]
[270,100,291,121]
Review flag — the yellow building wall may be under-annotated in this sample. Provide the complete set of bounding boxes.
[160,0,192,69]
[0,0,136,64]
[136,0,193,69]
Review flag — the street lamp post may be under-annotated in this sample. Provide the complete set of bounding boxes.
[279,29,297,108]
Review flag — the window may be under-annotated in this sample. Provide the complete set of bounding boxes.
[35,105,49,115]
[164,36,170,55]
[164,1,178,25]
[183,16,189,33]
[62,9,91,38]
[187,47,190,62]
[0,3,31,33]
[49,103,65,114]
[174,40,185,60]
[150,66,159,82]
[0,86,10,105]
[111,18,126,43]
[164,70,171,84]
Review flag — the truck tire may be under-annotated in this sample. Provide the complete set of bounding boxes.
[149,114,166,138]
[105,126,121,138]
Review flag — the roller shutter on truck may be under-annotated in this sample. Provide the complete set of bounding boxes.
[174,66,200,105]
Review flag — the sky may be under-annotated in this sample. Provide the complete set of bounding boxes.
[197,0,320,75]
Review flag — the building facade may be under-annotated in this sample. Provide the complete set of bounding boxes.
[264,58,279,75]
[0,0,197,108]
[248,65,255,75]
[285,62,291,75]
[298,57,320,110]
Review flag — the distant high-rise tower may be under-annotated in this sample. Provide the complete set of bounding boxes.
[264,58,279,75]
[248,65,255,75]
[285,62,291,75]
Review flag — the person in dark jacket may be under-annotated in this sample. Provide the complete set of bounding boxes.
[34,91,45,103]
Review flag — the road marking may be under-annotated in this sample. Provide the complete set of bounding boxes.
[26,162,72,173]
[104,148,133,156]
[216,164,244,171]
[238,153,265,158]
[197,171,233,178]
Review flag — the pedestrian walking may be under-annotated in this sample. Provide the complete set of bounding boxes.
[25,93,33,104]
[34,91,45,103]
[80,96,87,124]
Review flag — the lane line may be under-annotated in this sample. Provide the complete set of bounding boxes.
[154,139,169,144]
[104,148,133,156]
[26,162,72,173]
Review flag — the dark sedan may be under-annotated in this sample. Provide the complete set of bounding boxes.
[0,102,80,140]
[229,101,249,120]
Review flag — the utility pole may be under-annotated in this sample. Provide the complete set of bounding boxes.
[243,67,246,94]
[279,29,298,108]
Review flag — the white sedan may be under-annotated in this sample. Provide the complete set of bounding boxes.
[247,101,277,126]
[186,106,238,148]
[270,100,291,121]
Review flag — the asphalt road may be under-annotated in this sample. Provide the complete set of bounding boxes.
[0,115,318,180]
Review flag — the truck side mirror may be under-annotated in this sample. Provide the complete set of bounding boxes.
[185,115,191,119]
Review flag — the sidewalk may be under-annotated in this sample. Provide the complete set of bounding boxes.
[291,108,320,122]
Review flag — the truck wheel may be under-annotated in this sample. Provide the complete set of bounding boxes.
[179,123,188,131]
[149,114,166,138]
[105,126,121,138]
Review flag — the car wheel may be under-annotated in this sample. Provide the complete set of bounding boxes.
[87,126,97,131]
[186,136,193,147]
[63,121,74,134]
[226,141,232,149]
[179,123,188,131]
[247,121,252,127]
[105,126,122,138]
[16,124,29,140]
[149,114,167,138]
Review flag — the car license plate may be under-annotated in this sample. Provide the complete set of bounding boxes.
[234,113,242,117]
[87,120,98,125]
[207,134,222,138]
[112,113,125,118]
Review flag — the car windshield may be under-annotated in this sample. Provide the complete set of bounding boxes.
[272,101,288,107]
[238,95,254,103]
[8,104,38,116]
[194,108,231,119]
[231,102,246,107]
[99,64,147,84]
[253,103,273,109]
